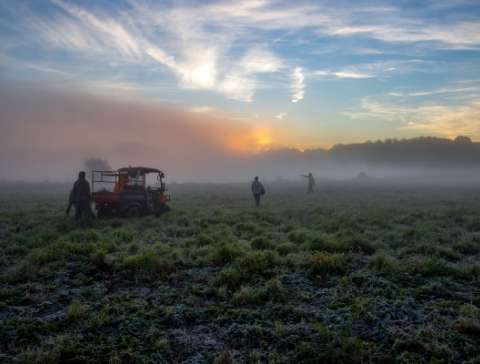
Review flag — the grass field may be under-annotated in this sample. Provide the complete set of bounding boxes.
[1,180,480,363]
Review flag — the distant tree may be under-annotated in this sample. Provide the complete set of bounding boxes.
[83,158,112,177]
[454,136,472,144]
[329,136,480,167]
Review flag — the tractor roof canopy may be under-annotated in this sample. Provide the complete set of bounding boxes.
[117,166,163,177]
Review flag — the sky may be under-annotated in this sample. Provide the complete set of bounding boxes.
[1,0,480,180]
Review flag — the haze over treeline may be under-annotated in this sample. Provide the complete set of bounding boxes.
[2,85,480,183]
[249,136,480,181]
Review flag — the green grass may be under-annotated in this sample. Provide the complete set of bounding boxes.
[66,299,89,322]
[118,249,176,280]
[308,251,347,278]
[1,181,480,362]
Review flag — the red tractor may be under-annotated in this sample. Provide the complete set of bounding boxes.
[92,166,170,217]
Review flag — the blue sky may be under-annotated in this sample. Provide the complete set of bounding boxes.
[1,0,480,149]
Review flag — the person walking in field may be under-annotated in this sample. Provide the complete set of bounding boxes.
[70,171,95,220]
[251,176,265,207]
[301,172,315,193]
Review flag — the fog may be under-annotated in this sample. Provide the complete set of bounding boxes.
[2,84,480,184]
[0,84,262,182]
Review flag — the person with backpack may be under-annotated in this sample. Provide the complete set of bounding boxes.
[251,176,265,207]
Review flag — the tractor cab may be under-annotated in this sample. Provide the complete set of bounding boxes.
[92,166,170,217]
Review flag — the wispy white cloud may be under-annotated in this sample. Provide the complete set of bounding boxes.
[366,22,480,48]
[218,73,256,102]
[127,2,285,101]
[387,92,404,97]
[275,112,287,120]
[22,0,285,102]
[402,101,480,138]
[291,67,304,103]
[315,70,373,79]
[177,48,218,89]
[50,0,143,59]
[29,14,100,52]
[274,59,421,97]
[313,60,428,81]
[216,47,283,102]
[4,0,480,106]
[238,47,283,73]
[144,47,177,70]
[386,85,480,98]
[190,106,216,113]
[352,47,384,55]
[198,0,480,48]
[346,95,480,139]
[23,63,74,78]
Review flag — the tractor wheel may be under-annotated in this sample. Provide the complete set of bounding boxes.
[124,204,144,218]
[97,207,111,218]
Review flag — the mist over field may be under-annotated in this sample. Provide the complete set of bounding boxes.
[2,85,480,184]
[0,85,257,182]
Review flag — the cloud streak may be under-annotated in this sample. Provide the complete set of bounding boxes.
[402,101,480,138]
[313,60,425,81]
[347,95,480,140]
[49,0,143,59]
[7,0,478,104]
[23,0,286,102]
[387,85,480,98]
[315,70,373,79]
[291,67,304,103]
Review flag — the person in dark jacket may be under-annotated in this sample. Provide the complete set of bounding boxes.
[301,172,315,193]
[70,171,94,220]
[251,176,265,207]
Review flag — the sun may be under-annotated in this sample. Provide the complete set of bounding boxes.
[225,128,275,154]
[253,129,273,150]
